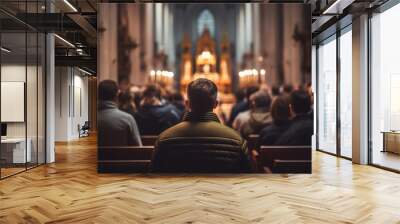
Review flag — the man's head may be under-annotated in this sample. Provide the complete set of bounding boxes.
[234,89,246,103]
[271,96,291,125]
[98,80,119,102]
[142,84,161,99]
[249,90,272,111]
[271,85,280,97]
[282,84,293,94]
[290,90,311,115]
[187,78,218,114]
[246,86,259,100]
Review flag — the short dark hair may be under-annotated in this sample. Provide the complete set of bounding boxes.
[250,90,272,109]
[271,96,291,125]
[283,84,293,93]
[98,80,118,101]
[271,86,280,96]
[143,84,161,99]
[187,78,218,113]
[234,89,246,102]
[170,92,184,102]
[119,90,135,105]
[290,90,311,114]
[246,86,259,100]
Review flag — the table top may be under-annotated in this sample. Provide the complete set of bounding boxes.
[1,138,29,143]
[381,131,400,134]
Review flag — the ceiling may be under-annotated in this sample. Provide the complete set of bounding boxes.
[0,0,391,74]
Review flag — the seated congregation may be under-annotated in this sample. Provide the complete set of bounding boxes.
[97,78,313,173]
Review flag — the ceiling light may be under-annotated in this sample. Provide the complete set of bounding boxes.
[54,34,75,48]
[78,67,93,76]
[63,0,78,12]
[322,0,354,15]
[1,47,11,53]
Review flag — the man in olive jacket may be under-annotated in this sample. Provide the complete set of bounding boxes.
[151,78,251,173]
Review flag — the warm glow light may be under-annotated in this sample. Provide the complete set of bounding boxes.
[150,69,174,82]
[200,50,212,60]
[239,68,265,87]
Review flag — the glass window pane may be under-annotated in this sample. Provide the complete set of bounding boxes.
[317,36,337,154]
[340,29,352,158]
[38,33,46,165]
[371,3,400,171]
[27,31,38,169]
[1,30,28,177]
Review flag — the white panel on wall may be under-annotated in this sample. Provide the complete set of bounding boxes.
[1,82,25,122]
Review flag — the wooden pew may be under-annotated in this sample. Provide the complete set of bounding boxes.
[252,146,311,173]
[141,136,158,146]
[98,146,154,173]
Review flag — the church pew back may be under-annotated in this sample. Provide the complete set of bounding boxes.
[257,146,311,173]
[141,136,158,146]
[98,146,154,173]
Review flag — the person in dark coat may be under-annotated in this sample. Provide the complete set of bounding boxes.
[259,96,292,146]
[169,92,186,119]
[134,84,181,135]
[151,78,251,173]
[275,90,313,146]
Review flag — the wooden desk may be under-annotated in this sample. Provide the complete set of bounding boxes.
[1,138,32,164]
[382,131,400,154]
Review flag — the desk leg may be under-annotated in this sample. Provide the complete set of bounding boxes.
[382,133,386,153]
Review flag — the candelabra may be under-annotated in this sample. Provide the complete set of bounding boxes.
[238,68,266,88]
[149,70,174,87]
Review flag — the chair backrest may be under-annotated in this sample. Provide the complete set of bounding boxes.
[258,146,311,173]
[98,146,154,173]
[141,135,158,146]
[247,134,260,151]
[152,137,250,173]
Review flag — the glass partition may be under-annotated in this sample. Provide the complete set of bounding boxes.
[339,28,352,158]
[0,2,46,179]
[1,30,28,177]
[370,3,400,171]
[27,31,38,169]
[317,35,337,154]
[38,32,45,165]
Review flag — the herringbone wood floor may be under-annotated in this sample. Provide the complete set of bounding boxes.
[1,135,400,224]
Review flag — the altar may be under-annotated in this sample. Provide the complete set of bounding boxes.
[180,28,232,95]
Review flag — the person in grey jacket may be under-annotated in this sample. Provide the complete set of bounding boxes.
[98,80,142,146]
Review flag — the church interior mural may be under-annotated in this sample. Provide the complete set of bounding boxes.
[98,3,311,96]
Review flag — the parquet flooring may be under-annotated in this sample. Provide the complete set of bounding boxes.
[1,135,400,223]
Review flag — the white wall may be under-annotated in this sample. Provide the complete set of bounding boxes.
[55,67,89,141]
[1,65,38,137]
[1,63,46,164]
